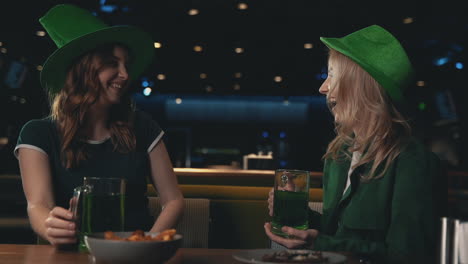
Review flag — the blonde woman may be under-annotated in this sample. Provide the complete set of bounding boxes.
[265,25,439,263]
[15,4,183,246]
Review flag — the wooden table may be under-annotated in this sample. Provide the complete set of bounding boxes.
[0,244,359,264]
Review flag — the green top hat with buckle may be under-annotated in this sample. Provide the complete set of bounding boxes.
[39,4,155,95]
[320,25,414,103]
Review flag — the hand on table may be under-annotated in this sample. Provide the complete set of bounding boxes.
[264,222,319,249]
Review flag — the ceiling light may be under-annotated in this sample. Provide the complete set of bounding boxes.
[0,137,8,145]
[188,9,199,16]
[237,3,248,10]
[304,43,313,49]
[403,17,414,24]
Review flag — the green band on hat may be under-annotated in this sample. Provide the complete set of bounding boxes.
[39,4,155,94]
[320,25,414,103]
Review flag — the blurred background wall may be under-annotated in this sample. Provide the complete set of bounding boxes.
[1,0,467,173]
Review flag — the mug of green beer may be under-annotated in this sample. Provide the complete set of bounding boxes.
[70,177,126,252]
[271,169,310,237]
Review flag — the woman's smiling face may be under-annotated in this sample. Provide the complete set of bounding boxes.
[97,45,130,106]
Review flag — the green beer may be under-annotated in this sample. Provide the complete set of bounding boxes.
[72,177,126,252]
[271,190,309,237]
[78,193,125,252]
[271,169,310,237]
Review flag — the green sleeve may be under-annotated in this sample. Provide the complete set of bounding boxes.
[314,146,437,263]
[384,147,437,261]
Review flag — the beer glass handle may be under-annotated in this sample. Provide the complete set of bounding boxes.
[70,185,92,227]
[70,186,83,221]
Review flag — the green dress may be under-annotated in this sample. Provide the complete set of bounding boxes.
[15,110,164,230]
[310,138,440,263]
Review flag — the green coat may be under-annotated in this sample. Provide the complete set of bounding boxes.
[311,139,440,263]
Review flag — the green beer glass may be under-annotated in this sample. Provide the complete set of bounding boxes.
[271,169,310,237]
[71,177,125,252]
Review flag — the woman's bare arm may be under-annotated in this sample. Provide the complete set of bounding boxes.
[147,142,184,233]
[18,148,76,245]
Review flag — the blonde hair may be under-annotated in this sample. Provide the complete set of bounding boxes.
[51,44,136,169]
[323,49,411,181]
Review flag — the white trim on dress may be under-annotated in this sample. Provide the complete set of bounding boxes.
[86,137,110,144]
[147,131,165,153]
[14,144,48,159]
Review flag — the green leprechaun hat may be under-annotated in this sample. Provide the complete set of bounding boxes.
[320,25,414,103]
[39,4,155,94]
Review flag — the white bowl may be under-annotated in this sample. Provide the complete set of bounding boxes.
[85,232,182,264]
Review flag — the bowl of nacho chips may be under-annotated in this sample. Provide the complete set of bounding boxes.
[85,229,182,264]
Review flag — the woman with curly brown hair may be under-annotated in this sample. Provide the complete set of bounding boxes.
[265,25,440,263]
[14,4,183,247]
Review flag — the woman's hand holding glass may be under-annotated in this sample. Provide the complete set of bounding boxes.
[44,200,76,246]
[264,222,319,249]
[266,188,319,249]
